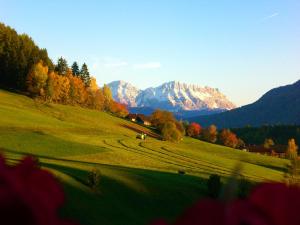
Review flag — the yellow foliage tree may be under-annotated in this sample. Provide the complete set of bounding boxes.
[27,61,48,96]
[102,84,113,111]
[69,74,87,105]
[286,138,298,160]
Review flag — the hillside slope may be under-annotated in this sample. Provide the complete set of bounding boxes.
[190,80,300,128]
[0,89,288,225]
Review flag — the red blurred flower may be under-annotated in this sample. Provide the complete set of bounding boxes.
[249,183,300,225]
[154,182,300,225]
[0,155,78,225]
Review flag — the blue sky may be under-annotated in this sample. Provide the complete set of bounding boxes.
[1,0,299,106]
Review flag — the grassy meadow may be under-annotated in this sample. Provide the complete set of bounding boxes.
[0,89,289,225]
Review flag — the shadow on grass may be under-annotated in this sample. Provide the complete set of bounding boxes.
[43,162,207,225]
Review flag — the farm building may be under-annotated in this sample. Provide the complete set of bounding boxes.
[127,114,152,126]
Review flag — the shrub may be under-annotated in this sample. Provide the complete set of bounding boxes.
[237,178,253,198]
[207,174,222,198]
[87,168,101,192]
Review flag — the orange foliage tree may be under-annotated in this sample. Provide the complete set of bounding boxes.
[27,60,129,118]
[219,129,239,148]
[69,72,88,105]
[186,122,202,137]
[110,102,129,118]
[202,125,218,143]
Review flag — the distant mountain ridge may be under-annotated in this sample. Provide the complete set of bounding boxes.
[190,80,300,128]
[108,80,235,113]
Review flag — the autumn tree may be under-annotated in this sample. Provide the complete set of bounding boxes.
[150,110,184,142]
[264,138,275,149]
[286,138,298,160]
[175,121,186,136]
[202,125,218,143]
[110,102,129,118]
[150,110,176,131]
[87,78,105,110]
[186,122,202,137]
[45,71,55,101]
[102,84,113,111]
[69,72,87,104]
[161,122,183,142]
[93,89,105,110]
[49,71,70,103]
[26,61,48,96]
[71,61,80,76]
[55,57,68,76]
[80,63,91,86]
[219,129,239,148]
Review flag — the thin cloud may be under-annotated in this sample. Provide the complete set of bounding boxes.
[262,12,279,21]
[104,62,128,68]
[133,62,161,70]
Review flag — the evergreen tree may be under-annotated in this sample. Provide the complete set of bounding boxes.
[71,61,80,76]
[80,63,91,86]
[55,57,68,76]
[0,23,53,90]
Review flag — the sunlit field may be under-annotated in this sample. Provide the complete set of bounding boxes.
[0,89,288,225]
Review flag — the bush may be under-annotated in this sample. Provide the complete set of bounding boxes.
[207,174,222,198]
[237,178,253,198]
[87,168,101,192]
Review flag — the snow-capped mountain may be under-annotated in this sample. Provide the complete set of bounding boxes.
[107,80,141,107]
[107,80,236,111]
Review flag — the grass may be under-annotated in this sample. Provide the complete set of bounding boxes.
[0,89,289,225]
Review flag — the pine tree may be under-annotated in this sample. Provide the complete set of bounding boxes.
[71,61,80,76]
[55,57,68,76]
[80,63,91,86]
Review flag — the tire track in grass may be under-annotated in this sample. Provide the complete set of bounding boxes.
[140,142,266,181]
[118,139,230,176]
[103,139,209,174]
[135,141,232,177]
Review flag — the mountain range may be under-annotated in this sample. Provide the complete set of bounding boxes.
[190,80,300,128]
[108,80,236,114]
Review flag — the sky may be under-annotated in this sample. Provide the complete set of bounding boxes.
[0,0,299,106]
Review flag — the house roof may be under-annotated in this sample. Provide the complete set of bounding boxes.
[136,114,151,122]
[127,114,151,123]
[127,114,138,119]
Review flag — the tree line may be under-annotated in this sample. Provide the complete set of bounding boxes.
[0,22,128,118]
[184,121,299,159]
[148,110,243,147]
[231,125,300,146]
[0,23,53,90]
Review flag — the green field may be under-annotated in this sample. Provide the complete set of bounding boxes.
[0,89,289,225]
